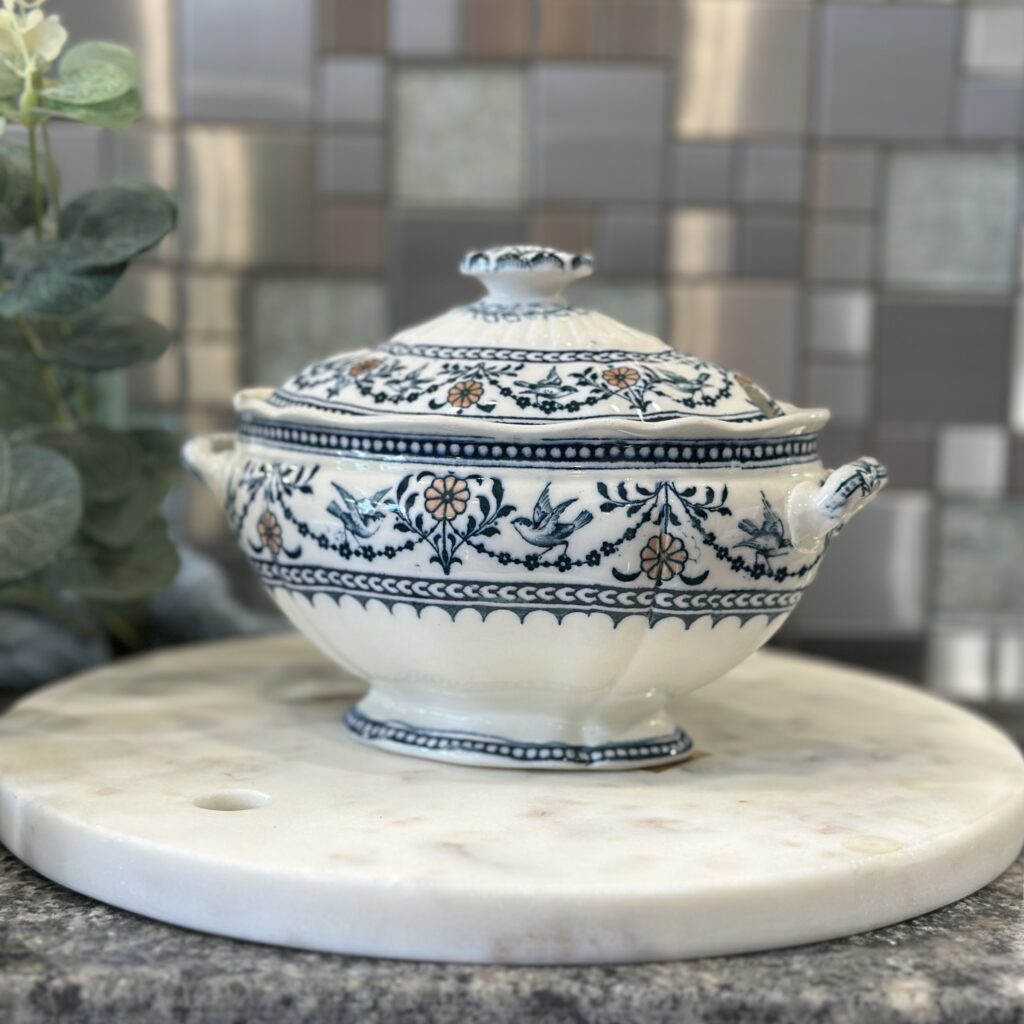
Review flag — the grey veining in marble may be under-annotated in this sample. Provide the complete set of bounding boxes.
[0,845,1021,1024]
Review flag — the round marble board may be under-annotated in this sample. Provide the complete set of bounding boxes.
[0,634,1021,965]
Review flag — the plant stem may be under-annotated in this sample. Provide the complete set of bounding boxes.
[41,120,59,226]
[26,120,44,240]
[17,315,73,425]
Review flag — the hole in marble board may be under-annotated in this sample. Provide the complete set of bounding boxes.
[193,789,271,812]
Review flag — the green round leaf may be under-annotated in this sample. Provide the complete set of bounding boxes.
[39,89,141,129]
[71,520,180,603]
[39,308,172,370]
[0,442,83,583]
[0,239,123,316]
[59,184,176,269]
[0,332,56,428]
[42,42,138,106]
[0,140,46,235]
[31,425,141,502]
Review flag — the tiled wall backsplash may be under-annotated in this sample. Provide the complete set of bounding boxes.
[49,0,1024,696]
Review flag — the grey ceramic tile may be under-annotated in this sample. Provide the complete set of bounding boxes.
[737,145,804,205]
[464,0,531,58]
[788,492,932,636]
[49,0,176,120]
[936,425,1009,499]
[816,425,869,474]
[389,0,459,55]
[109,128,178,192]
[183,128,314,267]
[924,629,994,700]
[816,6,958,140]
[181,0,314,120]
[37,123,105,206]
[669,210,735,277]
[738,215,803,278]
[808,220,874,283]
[883,151,1020,293]
[1009,436,1024,493]
[811,146,879,213]
[532,66,666,202]
[935,501,1024,625]
[315,135,385,197]
[956,81,1024,141]
[597,210,664,275]
[116,265,180,332]
[1012,302,1024,432]
[873,423,935,490]
[876,299,1012,423]
[804,363,872,425]
[184,273,243,337]
[396,69,525,208]
[676,2,813,138]
[670,283,799,401]
[808,289,873,358]
[995,632,1024,699]
[321,0,388,53]
[567,280,665,338]
[669,143,734,204]
[247,278,387,385]
[317,58,386,124]
[184,338,240,407]
[964,5,1024,77]
[390,213,525,328]
[320,204,387,273]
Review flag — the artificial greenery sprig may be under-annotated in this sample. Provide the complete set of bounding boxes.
[0,0,180,645]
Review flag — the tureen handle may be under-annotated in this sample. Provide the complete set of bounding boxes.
[460,245,593,304]
[182,433,236,505]
[787,457,888,553]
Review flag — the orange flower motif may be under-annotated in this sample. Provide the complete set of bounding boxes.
[424,475,471,521]
[602,365,640,390]
[640,532,689,582]
[447,379,484,408]
[349,358,383,377]
[257,510,283,555]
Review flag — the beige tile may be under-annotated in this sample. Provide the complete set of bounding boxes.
[925,629,993,698]
[538,0,600,57]
[604,0,672,59]
[669,209,734,276]
[116,264,180,331]
[321,0,388,53]
[528,209,595,256]
[183,127,313,267]
[184,273,244,336]
[676,2,813,138]
[808,220,874,283]
[811,147,879,214]
[127,349,183,410]
[184,339,240,406]
[321,204,388,272]
[964,5,1024,77]
[464,0,531,57]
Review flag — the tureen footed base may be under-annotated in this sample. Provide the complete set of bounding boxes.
[343,701,695,770]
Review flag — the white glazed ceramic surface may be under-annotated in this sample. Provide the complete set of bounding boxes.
[184,246,888,769]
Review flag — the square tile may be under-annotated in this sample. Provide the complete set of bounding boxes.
[110,127,178,192]
[936,425,1009,499]
[247,278,387,385]
[875,299,1012,423]
[808,290,873,358]
[804,363,872,425]
[811,146,879,213]
[597,209,663,275]
[738,215,803,278]
[883,151,1020,293]
[808,220,874,283]
[956,81,1024,141]
[464,0,531,57]
[321,0,388,53]
[117,264,180,331]
[184,272,243,336]
[816,6,958,139]
[181,0,314,120]
[1010,435,1024,493]
[934,501,1024,624]
[532,66,667,201]
[389,0,459,55]
[184,339,239,406]
[183,128,314,267]
[924,629,994,700]
[538,0,600,57]
[315,135,385,197]
[1012,302,1024,432]
[873,423,935,490]
[317,58,386,123]
[567,280,665,337]
[669,143,734,204]
[677,2,813,138]
[605,0,673,59]
[528,210,595,256]
[788,493,932,636]
[964,6,1024,77]
[670,283,799,401]
[396,69,525,208]
[42,123,105,205]
[320,204,387,273]
[995,632,1024,699]
[737,145,804,205]
[669,210,734,277]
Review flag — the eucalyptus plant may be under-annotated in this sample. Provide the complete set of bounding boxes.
[0,0,180,646]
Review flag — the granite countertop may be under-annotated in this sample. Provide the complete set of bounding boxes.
[1,843,1021,1024]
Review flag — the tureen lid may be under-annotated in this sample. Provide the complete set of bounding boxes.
[240,246,813,436]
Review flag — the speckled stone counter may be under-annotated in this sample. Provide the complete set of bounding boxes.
[0,843,1021,1023]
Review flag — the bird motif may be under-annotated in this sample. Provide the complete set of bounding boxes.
[513,367,576,401]
[327,484,390,539]
[512,484,593,558]
[735,492,792,568]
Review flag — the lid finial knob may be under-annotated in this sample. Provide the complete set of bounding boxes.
[460,245,593,304]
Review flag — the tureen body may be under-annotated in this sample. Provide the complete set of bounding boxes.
[185,247,887,769]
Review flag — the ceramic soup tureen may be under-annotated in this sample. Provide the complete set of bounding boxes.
[184,246,887,770]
